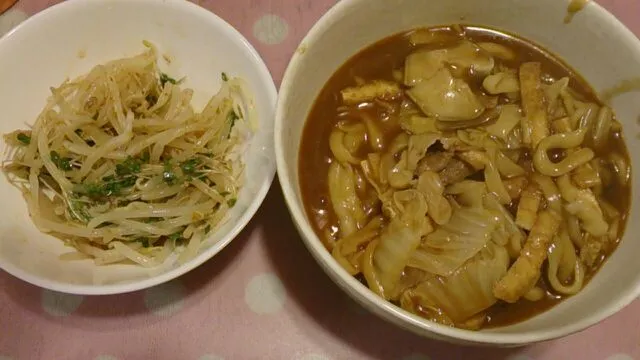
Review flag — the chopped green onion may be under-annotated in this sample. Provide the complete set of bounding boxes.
[163,160,177,185]
[160,72,177,87]
[16,133,30,145]
[50,151,72,171]
[227,110,239,138]
[141,149,151,163]
[145,95,158,106]
[116,156,142,176]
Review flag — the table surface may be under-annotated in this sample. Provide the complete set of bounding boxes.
[1,1,639,360]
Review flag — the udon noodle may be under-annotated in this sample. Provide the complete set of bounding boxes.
[299,26,631,329]
[2,42,256,267]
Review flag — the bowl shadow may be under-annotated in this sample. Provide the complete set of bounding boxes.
[258,180,534,359]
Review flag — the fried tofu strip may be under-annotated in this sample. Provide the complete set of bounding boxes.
[503,176,528,200]
[515,183,542,230]
[341,80,402,105]
[494,210,561,303]
[572,162,601,189]
[519,62,549,148]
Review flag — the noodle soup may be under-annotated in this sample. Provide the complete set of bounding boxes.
[299,26,631,330]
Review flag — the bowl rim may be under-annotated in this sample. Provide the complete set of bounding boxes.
[0,0,278,295]
[275,0,640,345]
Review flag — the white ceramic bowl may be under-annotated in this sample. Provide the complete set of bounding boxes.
[275,0,640,346]
[0,0,277,295]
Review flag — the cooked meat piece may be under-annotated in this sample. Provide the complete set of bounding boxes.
[416,151,454,174]
[438,158,474,185]
[515,183,542,231]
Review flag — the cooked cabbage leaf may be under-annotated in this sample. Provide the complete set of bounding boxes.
[406,243,509,322]
[408,206,499,276]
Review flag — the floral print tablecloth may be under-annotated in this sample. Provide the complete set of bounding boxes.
[1,1,639,359]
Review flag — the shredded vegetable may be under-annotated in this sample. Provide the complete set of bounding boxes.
[2,42,256,267]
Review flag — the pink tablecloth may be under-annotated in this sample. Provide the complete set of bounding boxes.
[1,1,639,359]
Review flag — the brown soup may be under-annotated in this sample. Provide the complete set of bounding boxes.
[299,25,631,330]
